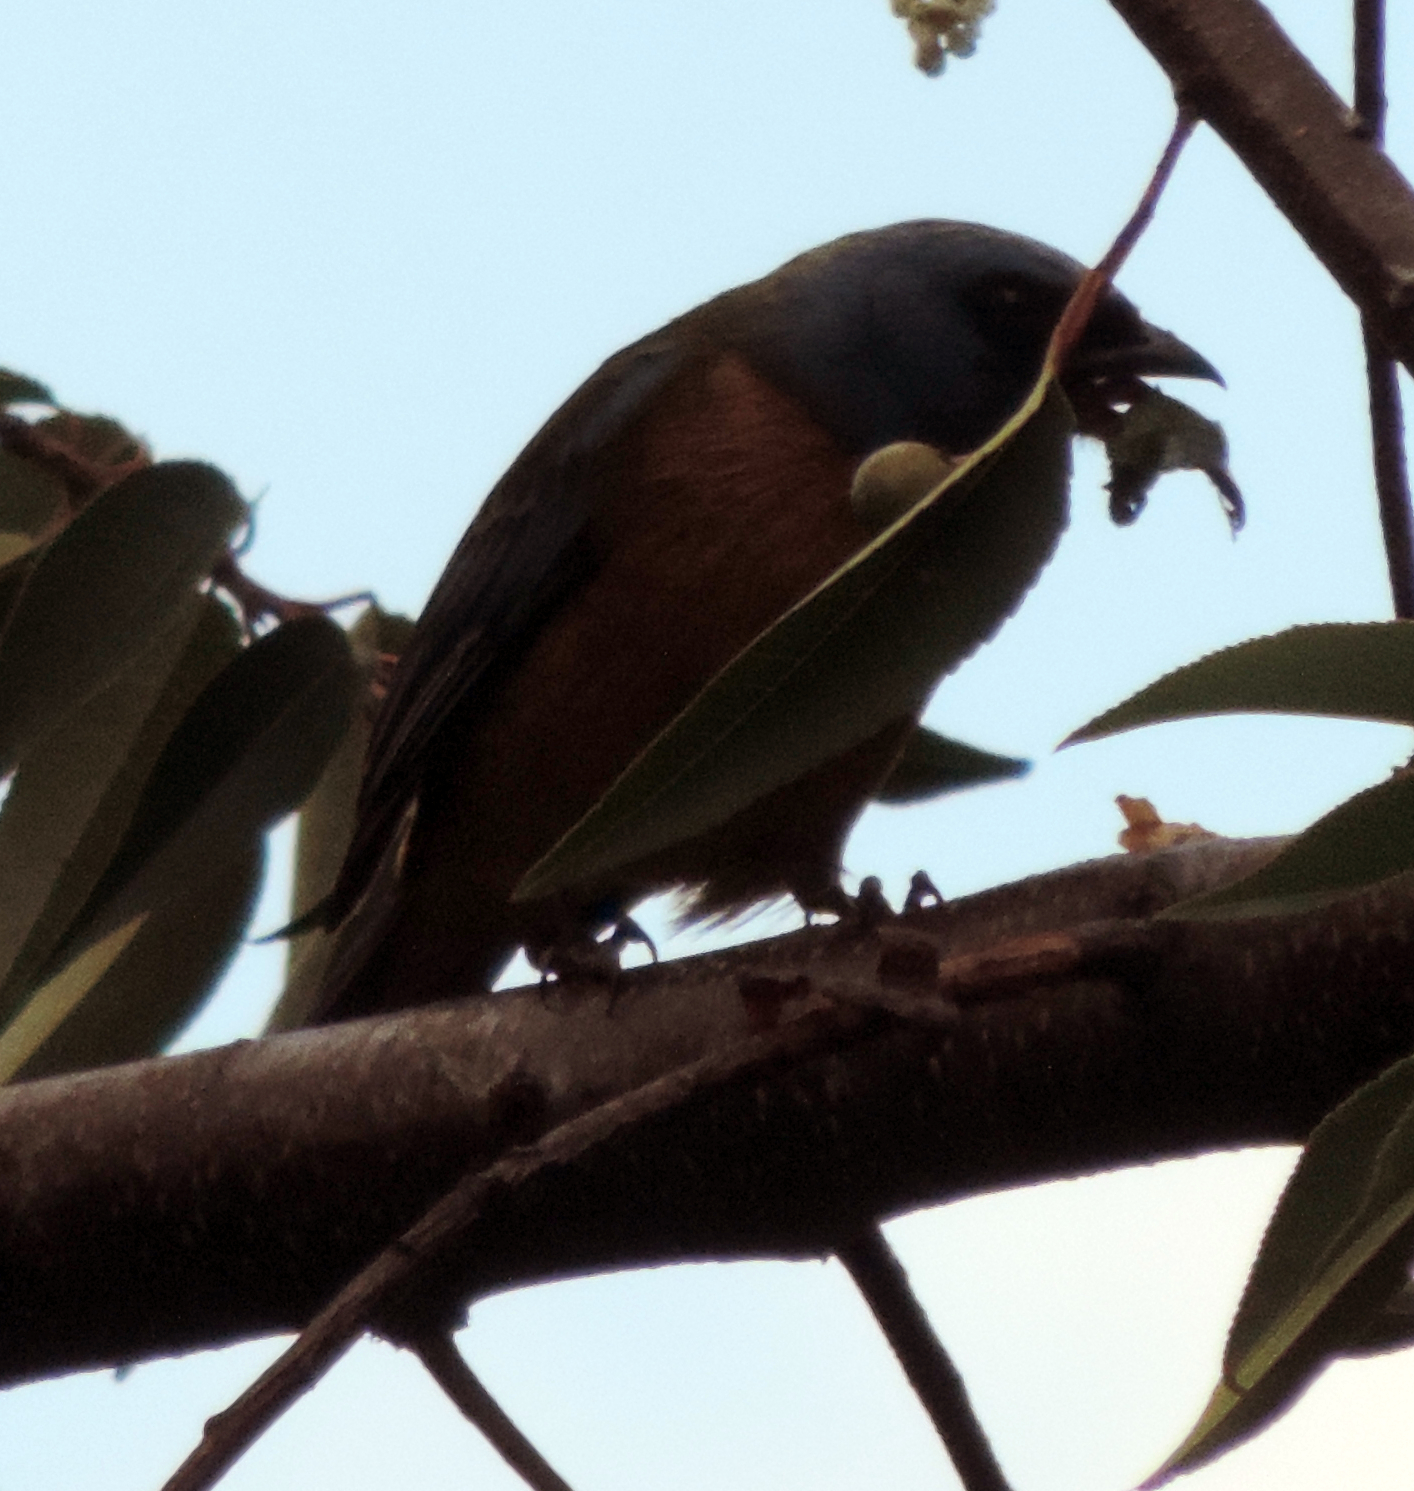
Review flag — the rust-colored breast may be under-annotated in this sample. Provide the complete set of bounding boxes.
[410,350,873,915]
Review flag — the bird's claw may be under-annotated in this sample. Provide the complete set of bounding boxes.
[902,870,943,913]
[796,870,942,934]
[603,914,658,963]
[527,913,657,987]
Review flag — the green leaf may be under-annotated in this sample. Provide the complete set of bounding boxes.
[0,916,148,1085]
[515,378,1075,901]
[0,534,35,567]
[0,460,247,775]
[49,615,358,963]
[1066,623,1414,746]
[32,410,145,471]
[0,370,54,407]
[1165,769,1414,919]
[872,727,1028,805]
[0,448,66,536]
[1146,1055,1414,1483]
[0,594,241,1023]
[7,841,263,1082]
[268,606,415,1033]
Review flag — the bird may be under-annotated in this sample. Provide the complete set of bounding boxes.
[306,220,1220,1024]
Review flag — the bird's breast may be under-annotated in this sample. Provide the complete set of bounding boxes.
[414,350,874,907]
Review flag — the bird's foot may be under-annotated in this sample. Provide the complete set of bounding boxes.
[527,914,657,988]
[852,876,897,931]
[902,870,944,913]
[795,870,943,934]
[794,876,895,933]
[601,914,659,963]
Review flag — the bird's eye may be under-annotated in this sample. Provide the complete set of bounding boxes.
[962,272,1068,345]
[979,275,1051,314]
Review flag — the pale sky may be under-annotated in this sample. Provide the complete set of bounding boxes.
[2,2,1413,1488]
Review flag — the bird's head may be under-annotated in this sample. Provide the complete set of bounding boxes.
[730,219,1220,459]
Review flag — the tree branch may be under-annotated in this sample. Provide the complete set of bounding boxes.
[1349,0,1414,616]
[4,837,1414,1389]
[1107,0,1414,374]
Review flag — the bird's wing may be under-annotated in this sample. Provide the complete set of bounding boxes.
[328,332,690,923]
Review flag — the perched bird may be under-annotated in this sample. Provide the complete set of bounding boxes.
[308,220,1219,1023]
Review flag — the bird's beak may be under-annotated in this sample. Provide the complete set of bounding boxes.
[1067,321,1224,387]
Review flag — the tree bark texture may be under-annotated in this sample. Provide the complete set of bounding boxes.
[3,838,1414,1387]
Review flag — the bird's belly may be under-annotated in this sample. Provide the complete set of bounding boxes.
[412,352,880,933]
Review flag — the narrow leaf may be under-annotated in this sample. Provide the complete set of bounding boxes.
[52,615,358,961]
[0,461,246,773]
[0,448,66,535]
[1165,769,1414,919]
[269,607,415,1033]
[515,379,1074,901]
[0,595,241,1020]
[31,410,146,472]
[1066,623,1414,746]
[873,727,1028,805]
[9,841,263,1081]
[1147,1055,1414,1482]
[0,916,147,1085]
[0,370,54,407]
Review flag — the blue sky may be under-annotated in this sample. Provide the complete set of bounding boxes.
[2,2,1413,1488]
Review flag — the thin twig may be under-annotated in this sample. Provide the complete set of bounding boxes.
[209,550,375,632]
[837,1225,1014,1491]
[1106,0,1414,375]
[1353,0,1386,138]
[1364,336,1414,617]
[159,1005,873,1491]
[1050,108,1197,370]
[413,1331,577,1491]
[1353,0,1414,617]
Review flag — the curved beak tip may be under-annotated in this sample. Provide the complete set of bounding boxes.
[1069,322,1224,388]
[1131,323,1225,387]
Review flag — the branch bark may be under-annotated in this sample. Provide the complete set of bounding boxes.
[1107,0,1414,375]
[4,837,1414,1388]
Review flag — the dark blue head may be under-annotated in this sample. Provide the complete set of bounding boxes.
[718,220,1218,456]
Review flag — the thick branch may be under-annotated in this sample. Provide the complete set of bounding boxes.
[1107,0,1414,374]
[3,838,1413,1387]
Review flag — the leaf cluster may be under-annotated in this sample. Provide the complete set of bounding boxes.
[1068,623,1414,1478]
[0,374,360,1080]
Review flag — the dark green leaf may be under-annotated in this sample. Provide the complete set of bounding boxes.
[268,606,415,1033]
[0,370,54,407]
[873,727,1028,805]
[32,410,145,471]
[1066,623,1414,746]
[0,461,247,774]
[1165,770,1414,919]
[1338,1281,1414,1356]
[1147,1055,1414,1483]
[0,916,148,1085]
[0,449,65,536]
[0,595,241,1023]
[51,615,358,961]
[5,840,263,1082]
[515,380,1075,901]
